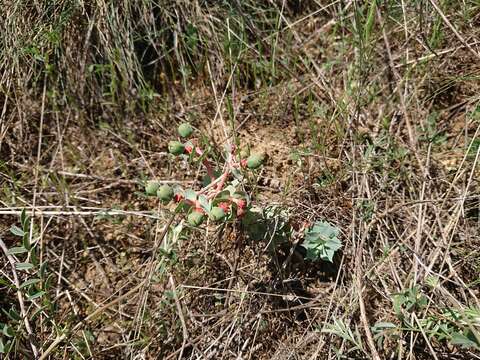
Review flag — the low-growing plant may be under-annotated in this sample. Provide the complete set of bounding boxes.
[0,210,54,358]
[392,285,428,320]
[367,286,480,353]
[144,123,265,227]
[144,124,342,264]
[241,205,292,249]
[321,318,366,356]
[301,221,342,263]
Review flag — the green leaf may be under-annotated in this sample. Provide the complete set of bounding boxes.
[425,275,440,288]
[364,0,377,43]
[7,246,28,255]
[324,248,335,262]
[392,294,406,317]
[372,322,397,331]
[451,330,480,349]
[213,190,231,203]
[15,262,34,271]
[39,261,48,278]
[22,232,31,250]
[20,208,28,229]
[198,195,211,213]
[392,286,427,318]
[10,225,24,237]
[464,307,480,322]
[44,273,55,290]
[0,278,15,289]
[20,278,41,289]
[0,337,4,353]
[8,308,21,321]
[241,209,267,241]
[30,248,38,266]
[321,319,364,351]
[231,168,243,180]
[202,174,212,187]
[21,209,31,234]
[174,200,191,214]
[184,189,196,202]
[2,324,14,338]
[27,291,46,301]
[327,237,342,251]
[302,221,341,262]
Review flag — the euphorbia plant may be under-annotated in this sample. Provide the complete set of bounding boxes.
[145,123,265,227]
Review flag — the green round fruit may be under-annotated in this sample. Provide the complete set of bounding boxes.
[178,123,193,138]
[168,141,185,155]
[157,185,174,203]
[210,207,226,222]
[246,153,265,169]
[187,211,205,227]
[145,181,160,196]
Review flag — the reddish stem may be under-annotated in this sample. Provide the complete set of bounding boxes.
[182,141,244,205]
[215,170,229,192]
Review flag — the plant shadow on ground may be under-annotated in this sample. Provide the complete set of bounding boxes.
[237,205,344,319]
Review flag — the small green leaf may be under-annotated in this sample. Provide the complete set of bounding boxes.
[10,225,24,237]
[174,200,191,214]
[22,233,31,250]
[246,153,265,169]
[2,324,14,338]
[198,195,211,213]
[8,308,21,321]
[0,337,4,353]
[241,209,267,241]
[213,190,231,202]
[43,273,55,290]
[39,261,48,278]
[392,294,406,317]
[184,189,197,202]
[451,330,480,349]
[202,174,213,187]
[210,207,226,221]
[168,140,185,155]
[21,210,30,234]
[20,208,28,229]
[7,246,28,255]
[30,248,38,266]
[27,291,46,301]
[157,185,174,203]
[15,262,34,271]
[302,221,341,262]
[0,278,15,289]
[20,278,41,289]
[231,168,243,180]
[372,322,397,330]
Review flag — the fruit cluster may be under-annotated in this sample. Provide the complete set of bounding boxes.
[145,123,264,226]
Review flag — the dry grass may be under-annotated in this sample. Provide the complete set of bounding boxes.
[1,0,480,359]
